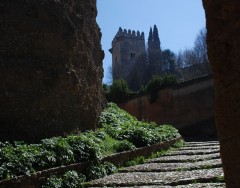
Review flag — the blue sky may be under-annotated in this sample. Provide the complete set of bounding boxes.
[96,0,206,84]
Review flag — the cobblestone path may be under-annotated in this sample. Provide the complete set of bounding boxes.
[88,141,225,187]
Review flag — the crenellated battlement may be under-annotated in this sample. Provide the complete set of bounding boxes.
[112,27,145,47]
[116,27,144,39]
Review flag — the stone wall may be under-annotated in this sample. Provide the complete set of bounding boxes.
[0,0,105,142]
[118,75,216,138]
[203,0,240,187]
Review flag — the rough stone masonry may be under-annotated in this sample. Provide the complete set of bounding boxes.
[0,0,105,142]
[203,0,240,187]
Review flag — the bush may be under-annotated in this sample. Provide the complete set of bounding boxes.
[106,79,133,103]
[0,135,101,180]
[43,171,86,188]
[99,103,180,148]
[62,171,86,188]
[41,137,74,166]
[117,126,156,147]
[144,74,177,102]
[99,103,136,128]
[85,162,117,181]
[144,74,177,93]
[43,175,62,188]
[113,140,136,153]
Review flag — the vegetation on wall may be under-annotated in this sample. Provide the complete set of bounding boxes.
[104,74,177,103]
[144,74,177,93]
[103,79,133,103]
[0,103,180,182]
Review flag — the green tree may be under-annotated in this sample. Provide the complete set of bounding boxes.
[107,79,132,103]
[147,25,162,78]
[161,49,176,74]
[102,84,110,94]
[152,25,161,50]
[145,74,177,93]
[148,27,153,47]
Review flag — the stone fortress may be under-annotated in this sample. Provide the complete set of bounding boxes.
[109,26,211,91]
[109,27,146,82]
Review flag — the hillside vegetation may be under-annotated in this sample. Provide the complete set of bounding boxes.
[0,103,180,185]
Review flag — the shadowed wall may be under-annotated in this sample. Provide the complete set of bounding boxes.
[203,0,240,187]
[119,75,216,138]
[0,0,105,142]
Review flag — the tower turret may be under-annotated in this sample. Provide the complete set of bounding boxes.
[110,27,146,82]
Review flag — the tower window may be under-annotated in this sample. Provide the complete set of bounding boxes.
[130,52,136,58]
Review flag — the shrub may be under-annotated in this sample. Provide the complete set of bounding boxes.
[62,171,86,188]
[43,175,62,188]
[43,171,86,188]
[99,103,180,148]
[113,140,136,153]
[41,137,74,166]
[145,75,163,93]
[85,162,117,181]
[99,103,136,128]
[145,74,177,93]
[0,135,101,180]
[65,134,101,163]
[106,79,133,103]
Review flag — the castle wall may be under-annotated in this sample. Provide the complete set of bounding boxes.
[118,75,216,138]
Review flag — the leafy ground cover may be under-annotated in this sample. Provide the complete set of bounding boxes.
[0,103,181,185]
[43,140,185,188]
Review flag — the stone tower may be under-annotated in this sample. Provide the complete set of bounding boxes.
[109,27,145,82]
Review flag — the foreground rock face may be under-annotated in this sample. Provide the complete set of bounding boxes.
[0,0,104,142]
[203,0,240,187]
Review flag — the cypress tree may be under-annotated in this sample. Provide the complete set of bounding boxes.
[148,27,153,49]
[153,25,160,50]
[147,25,162,78]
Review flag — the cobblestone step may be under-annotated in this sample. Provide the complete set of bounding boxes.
[163,148,220,156]
[147,153,220,163]
[88,141,225,187]
[180,145,220,150]
[90,183,225,188]
[89,168,224,187]
[119,183,225,187]
[120,159,222,172]
[185,142,219,147]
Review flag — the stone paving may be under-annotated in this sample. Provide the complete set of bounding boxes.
[88,141,225,187]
